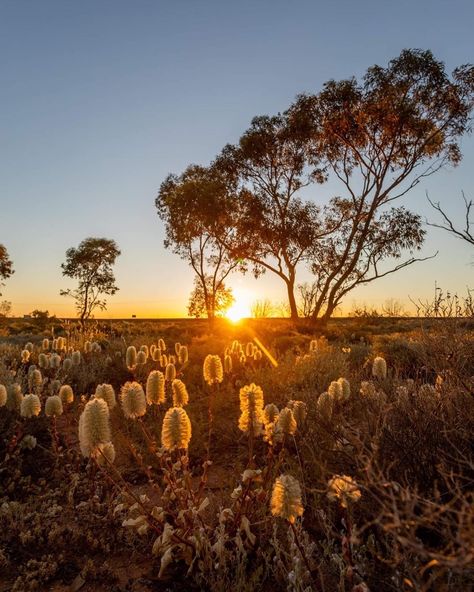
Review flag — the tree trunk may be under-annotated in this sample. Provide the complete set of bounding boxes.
[286,278,299,321]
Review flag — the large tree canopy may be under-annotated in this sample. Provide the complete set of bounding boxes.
[287,48,474,321]
[156,50,474,323]
[60,237,121,327]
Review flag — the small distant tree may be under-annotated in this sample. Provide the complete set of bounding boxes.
[60,237,121,328]
[0,301,12,318]
[31,309,49,319]
[187,277,234,318]
[0,244,14,296]
[251,299,274,318]
[381,298,407,317]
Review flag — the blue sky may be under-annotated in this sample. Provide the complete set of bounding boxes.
[0,0,473,317]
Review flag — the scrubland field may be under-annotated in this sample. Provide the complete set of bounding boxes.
[0,317,473,592]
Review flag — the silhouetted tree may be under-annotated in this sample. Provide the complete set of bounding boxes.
[0,244,14,296]
[156,165,244,321]
[187,277,234,318]
[289,49,474,323]
[213,114,334,320]
[60,237,121,328]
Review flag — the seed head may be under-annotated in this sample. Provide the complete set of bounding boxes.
[45,395,63,417]
[38,353,49,369]
[263,403,279,424]
[203,355,223,385]
[172,379,189,407]
[120,381,147,419]
[136,350,147,365]
[42,338,50,351]
[224,355,232,374]
[238,383,264,436]
[372,356,387,380]
[21,349,30,363]
[95,384,116,409]
[78,398,111,457]
[93,441,116,466]
[72,351,81,366]
[50,353,61,369]
[327,474,361,508]
[146,371,165,405]
[178,345,188,364]
[337,377,351,401]
[59,384,74,404]
[158,338,166,351]
[6,384,23,411]
[316,391,333,421]
[275,407,297,440]
[287,400,307,427]
[25,342,34,353]
[21,394,41,418]
[165,363,176,382]
[63,358,73,372]
[161,407,192,450]
[126,346,137,370]
[0,385,7,407]
[270,474,304,523]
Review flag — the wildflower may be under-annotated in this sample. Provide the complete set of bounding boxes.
[0,385,7,407]
[59,385,74,404]
[42,338,50,351]
[120,382,147,419]
[309,339,318,352]
[78,398,111,457]
[21,349,30,363]
[178,345,188,364]
[84,341,92,354]
[263,403,279,424]
[270,474,304,523]
[245,342,255,357]
[6,384,23,411]
[165,363,176,382]
[203,355,224,386]
[224,354,233,374]
[62,358,73,372]
[161,407,192,450]
[146,370,165,405]
[327,475,361,508]
[50,353,61,369]
[25,342,34,353]
[158,338,166,351]
[93,441,116,466]
[95,384,116,409]
[337,377,351,401]
[72,351,81,366]
[30,369,43,390]
[328,380,343,401]
[136,350,147,365]
[316,391,333,421]
[172,379,189,407]
[126,346,137,370]
[38,353,49,369]
[45,395,63,417]
[21,394,41,418]
[253,349,263,361]
[140,344,149,358]
[174,342,181,355]
[287,400,307,427]
[372,356,387,380]
[238,383,264,436]
[359,381,377,398]
[274,407,297,441]
[49,379,61,395]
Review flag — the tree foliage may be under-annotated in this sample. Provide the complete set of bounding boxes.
[187,277,234,318]
[0,244,14,296]
[156,166,243,320]
[287,48,474,322]
[60,237,121,326]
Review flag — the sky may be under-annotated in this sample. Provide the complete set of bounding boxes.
[0,0,473,318]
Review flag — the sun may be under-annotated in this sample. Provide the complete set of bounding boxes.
[226,300,251,323]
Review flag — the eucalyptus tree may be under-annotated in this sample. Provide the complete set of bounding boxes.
[288,49,474,323]
[156,165,243,321]
[60,237,121,328]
